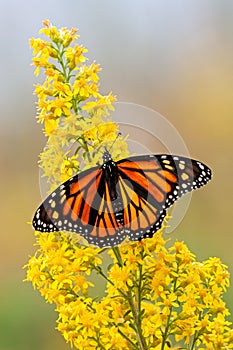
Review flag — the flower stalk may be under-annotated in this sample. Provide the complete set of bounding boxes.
[112,247,148,350]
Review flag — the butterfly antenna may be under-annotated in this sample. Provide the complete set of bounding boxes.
[108,132,122,153]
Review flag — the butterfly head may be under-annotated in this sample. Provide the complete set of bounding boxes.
[102,148,113,163]
[102,132,122,164]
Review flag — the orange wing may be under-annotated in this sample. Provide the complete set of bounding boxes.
[33,153,212,247]
[116,154,211,241]
[33,165,126,247]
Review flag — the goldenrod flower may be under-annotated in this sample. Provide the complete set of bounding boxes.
[26,21,233,350]
[29,20,128,187]
[25,229,233,349]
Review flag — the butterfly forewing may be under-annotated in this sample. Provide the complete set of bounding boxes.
[116,155,211,240]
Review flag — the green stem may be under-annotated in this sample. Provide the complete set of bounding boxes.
[52,42,72,84]
[161,267,179,350]
[52,43,79,115]
[117,327,138,349]
[161,309,172,350]
[93,262,140,349]
[56,45,70,82]
[112,246,123,266]
[137,263,143,319]
[126,290,148,350]
[92,265,115,287]
[191,331,199,350]
[92,264,127,299]
[190,313,202,349]
[89,336,106,350]
[112,247,148,350]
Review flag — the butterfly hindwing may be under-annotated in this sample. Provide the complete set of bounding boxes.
[33,166,99,233]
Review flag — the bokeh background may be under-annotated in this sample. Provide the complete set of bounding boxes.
[0,1,232,349]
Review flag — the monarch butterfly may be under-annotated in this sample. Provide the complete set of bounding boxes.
[33,151,212,247]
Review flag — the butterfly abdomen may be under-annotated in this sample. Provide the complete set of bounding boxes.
[101,159,124,226]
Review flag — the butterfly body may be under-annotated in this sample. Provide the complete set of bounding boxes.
[102,155,119,201]
[33,152,212,247]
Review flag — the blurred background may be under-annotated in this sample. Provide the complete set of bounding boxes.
[0,1,232,349]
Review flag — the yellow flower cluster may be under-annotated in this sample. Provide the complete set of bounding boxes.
[26,21,233,350]
[26,232,102,304]
[30,20,128,189]
[25,230,233,349]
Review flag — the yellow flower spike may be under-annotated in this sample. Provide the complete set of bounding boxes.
[26,20,233,350]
